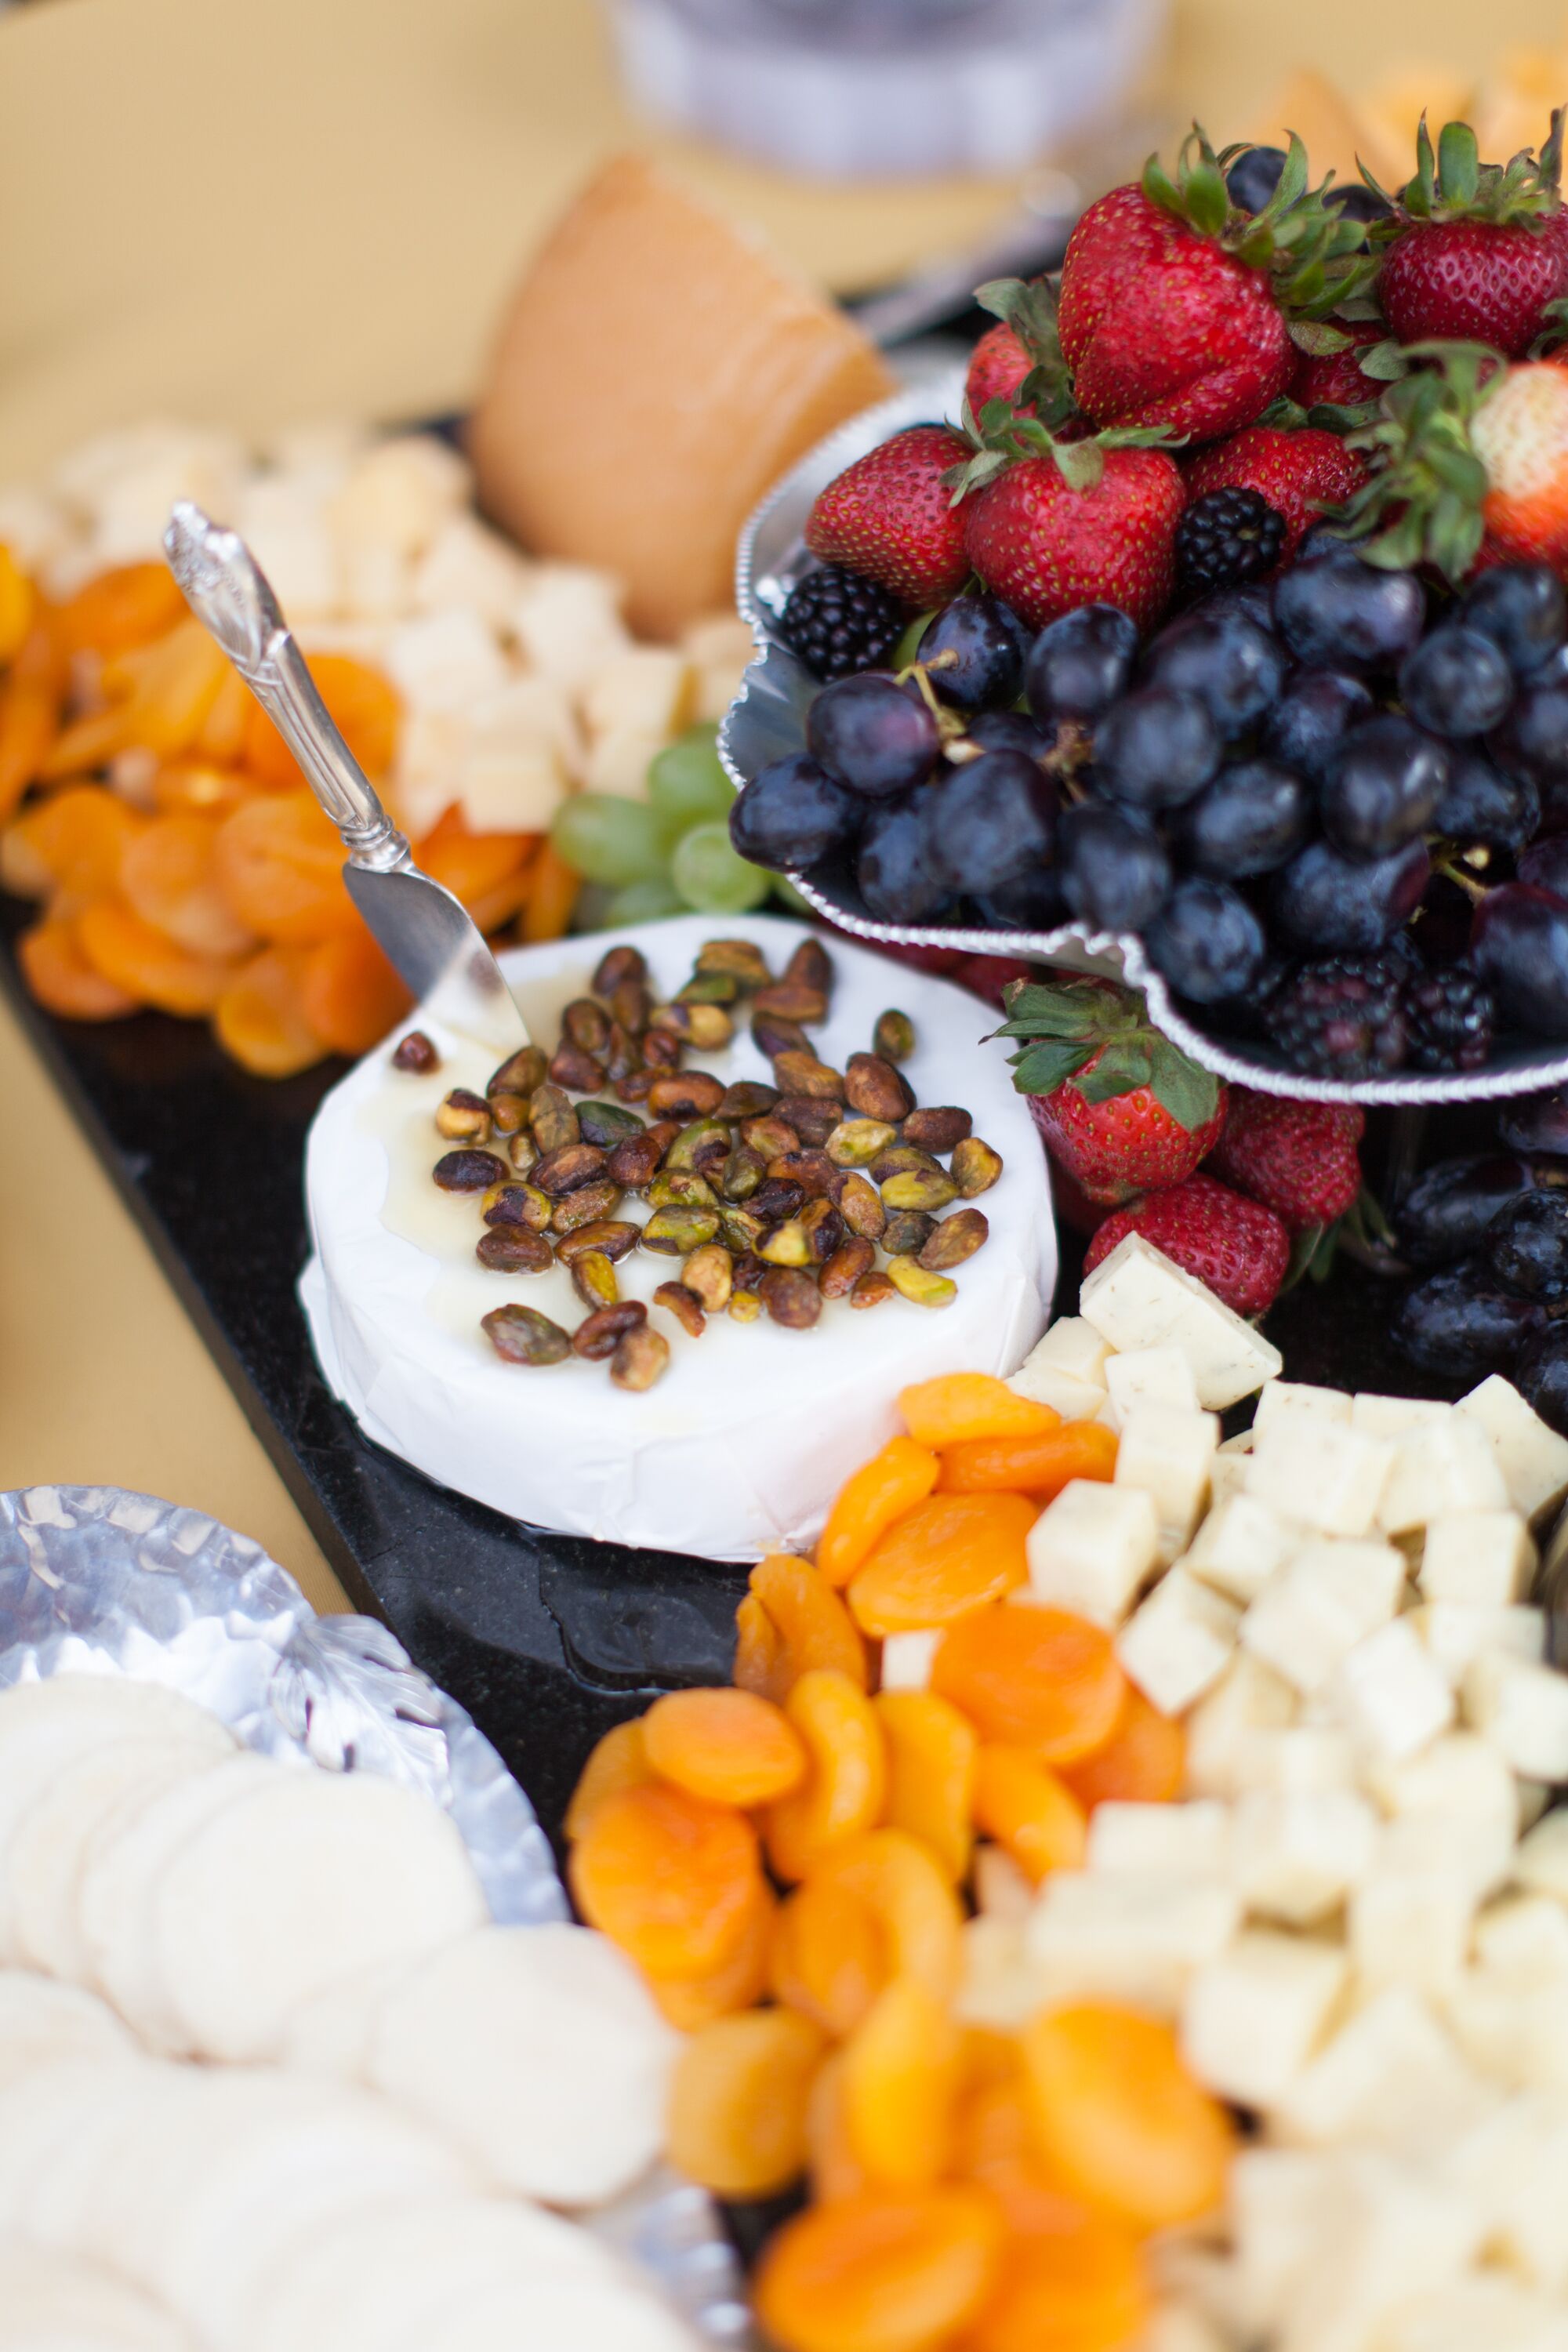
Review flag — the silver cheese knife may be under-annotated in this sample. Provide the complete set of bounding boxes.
[163,500,530,1055]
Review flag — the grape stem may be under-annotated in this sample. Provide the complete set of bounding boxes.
[1432,855,1489,906]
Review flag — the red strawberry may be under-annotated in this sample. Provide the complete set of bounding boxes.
[1290,318,1388,411]
[1084,1174,1290,1317]
[998,978,1225,1206]
[955,953,1038,1009]
[967,321,1032,417]
[804,426,971,606]
[1378,114,1568,358]
[1183,425,1368,563]
[1207,1087,1365,1232]
[961,441,1184,632]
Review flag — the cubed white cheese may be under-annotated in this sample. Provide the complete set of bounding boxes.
[1185,1653,1298,1798]
[235,475,341,616]
[1014,1314,1112,1387]
[1208,1450,1252,1508]
[1023,1478,1159,1628]
[1024,1870,1241,2017]
[1079,1234,1283,1410]
[1104,1345,1199,1426]
[880,1629,940,1692]
[1513,1808,1568,1904]
[1376,2274,1568,2352]
[1253,1380,1353,1435]
[381,608,510,713]
[1276,1985,1493,2151]
[1181,1928,1348,2108]
[329,434,469,558]
[1132,2306,1232,2352]
[1246,1726,1359,1794]
[1349,1857,1475,2004]
[509,564,631,689]
[1472,1893,1568,1973]
[1181,1493,1299,1606]
[1331,1617,1456,1762]
[1412,1601,1546,1688]
[1379,1414,1511,1535]
[1352,1393,1452,1441]
[579,645,695,742]
[1463,1650,1568,1780]
[1440,2096,1568,2299]
[1231,1786,1380,1926]
[972,1842,1035,1925]
[953,1915,1041,2031]
[582,724,668,800]
[1227,2147,1348,2337]
[1004,1363,1107,1423]
[410,511,532,627]
[1114,1404,1221,1564]
[1240,1541,1406,1694]
[1243,1419,1394,1537]
[1363,1734,1521,1898]
[1417,1511,1537,1606]
[1443,1961,1568,2092]
[456,677,579,834]
[1457,1375,1568,1521]
[392,706,474,836]
[1087,1799,1232,1879]
[1116,1570,1240,1715]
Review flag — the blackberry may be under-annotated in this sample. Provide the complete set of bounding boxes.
[1264,952,1410,1080]
[1175,488,1287,597]
[777,564,903,681]
[1404,963,1497,1073]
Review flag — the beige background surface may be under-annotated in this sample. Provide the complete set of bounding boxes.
[2,0,1563,1613]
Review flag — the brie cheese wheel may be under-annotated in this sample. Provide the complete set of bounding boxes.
[301,914,1054,1561]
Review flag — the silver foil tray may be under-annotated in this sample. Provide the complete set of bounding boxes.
[0,1483,750,2347]
[720,370,1568,1109]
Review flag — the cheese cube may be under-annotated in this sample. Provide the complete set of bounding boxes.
[382,609,510,712]
[1331,1618,1456,1762]
[1207,1452,1250,1508]
[1363,1733,1521,1898]
[972,1843,1035,1925]
[1412,1601,1545,1688]
[1183,1493,1299,1606]
[1116,1570,1240,1714]
[392,706,474,837]
[336,532,412,620]
[1025,1479,1159,1628]
[1282,2161,1493,2352]
[1087,1800,1232,1879]
[1133,2307,1232,2352]
[1379,1413,1511,1534]
[410,511,532,627]
[1227,2147,1348,2336]
[1022,1316,1112,1387]
[1025,1871,1240,2016]
[582,724,669,799]
[880,1630,940,1693]
[510,564,631,689]
[1441,2097,1568,2297]
[1417,1512,1536,1606]
[1352,1392,1452,1441]
[953,1916,1041,2031]
[1007,1367,1106,1422]
[1243,1419,1393,1537]
[1079,1235,1283,1409]
[1463,1650,1568,1779]
[1231,1786,1379,1925]
[1443,1961,1568,2092]
[1181,1929,1348,2107]
[1114,1404,1221,1563]
[1457,1375,1568,1521]
[1185,1654,1298,1798]
[1240,1541,1406,1693]
[1515,1809,1568,1905]
[1375,2275,1568,2352]
[1104,1345,1199,1426]
[1246,1726,1359,1794]
[579,646,695,742]
[1472,1893,1568,1973]
[1253,1379,1353,1435]
[1276,1985,1492,2150]
[681,612,758,724]
[1349,1857,1474,2002]
[329,434,470,558]
[455,677,579,834]
[235,476,341,616]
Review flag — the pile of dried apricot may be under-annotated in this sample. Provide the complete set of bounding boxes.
[565,1370,1232,2352]
[0,550,577,1075]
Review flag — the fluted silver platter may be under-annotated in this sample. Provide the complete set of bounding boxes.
[0,1483,750,2348]
[720,368,1568,1108]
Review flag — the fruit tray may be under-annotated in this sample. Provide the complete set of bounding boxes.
[720,369,1568,1109]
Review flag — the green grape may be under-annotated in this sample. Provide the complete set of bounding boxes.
[647,725,735,830]
[570,882,618,934]
[603,876,686,925]
[770,873,815,915]
[892,612,935,669]
[550,793,670,888]
[670,821,772,915]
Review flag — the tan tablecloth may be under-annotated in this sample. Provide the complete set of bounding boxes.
[2,0,1563,1605]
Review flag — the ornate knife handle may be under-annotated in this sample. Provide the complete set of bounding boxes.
[164,501,410,873]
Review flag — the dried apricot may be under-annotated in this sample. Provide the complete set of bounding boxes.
[417,807,535,909]
[1023,2003,1234,2230]
[243,654,399,787]
[950,2070,1035,2186]
[299,927,413,1056]
[0,544,34,665]
[972,1748,1087,1883]
[898,1374,1058,1450]
[151,761,254,818]
[120,812,256,960]
[212,947,322,1076]
[44,620,228,772]
[848,1496,1036,1638]
[875,1693,977,1884]
[753,2187,1003,2352]
[646,1883,775,2031]
[17,914,138,1021]
[564,1718,656,1843]
[818,1437,941,1588]
[521,837,581,942]
[765,1671,887,1885]
[569,1780,764,1980]
[1060,1686,1185,1809]
[841,1979,960,2190]
[931,1606,1126,1763]
[194,670,252,764]
[213,791,355,942]
[954,2193,1149,2352]
[0,677,59,822]
[76,902,233,1017]
[737,1555,869,1701]
[643,1686,807,1807]
[668,2008,826,2198]
[808,1830,962,2005]
[808,2053,873,2204]
[56,561,187,655]
[937,1421,1119,1499]
[14,784,143,897]
[771,1878,889,2040]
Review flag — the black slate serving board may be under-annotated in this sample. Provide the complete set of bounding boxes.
[0,889,1490,1848]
